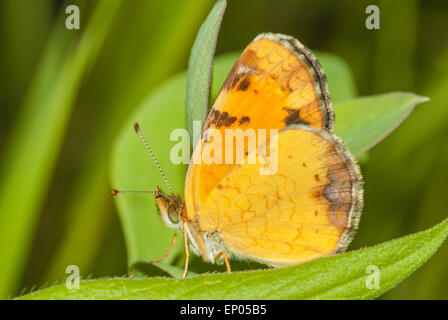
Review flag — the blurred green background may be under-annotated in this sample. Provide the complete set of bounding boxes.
[0,0,447,299]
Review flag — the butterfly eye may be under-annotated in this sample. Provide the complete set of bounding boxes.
[167,207,180,225]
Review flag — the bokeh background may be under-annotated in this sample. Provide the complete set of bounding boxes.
[0,0,447,299]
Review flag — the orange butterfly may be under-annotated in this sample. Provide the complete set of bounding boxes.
[112,33,363,278]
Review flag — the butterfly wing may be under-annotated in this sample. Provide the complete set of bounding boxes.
[196,126,362,266]
[185,33,333,221]
[204,33,333,132]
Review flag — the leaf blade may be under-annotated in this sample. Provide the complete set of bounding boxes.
[18,219,448,300]
[186,0,227,147]
[334,92,429,155]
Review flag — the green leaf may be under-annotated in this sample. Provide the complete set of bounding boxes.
[18,219,448,299]
[186,0,227,147]
[334,92,429,155]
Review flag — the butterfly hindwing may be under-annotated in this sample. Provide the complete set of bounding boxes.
[197,125,362,266]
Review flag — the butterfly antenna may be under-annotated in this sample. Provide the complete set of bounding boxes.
[110,189,170,200]
[133,122,173,194]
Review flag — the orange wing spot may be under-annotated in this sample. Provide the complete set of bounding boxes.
[240,48,258,65]
[289,208,295,221]
[222,213,233,226]
[283,107,311,126]
[287,196,297,207]
[292,227,302,241]
[228,185,242,195]
[286,243,294,254]
[235,196,251,212]
[238,116,250,125]
[313,190,322,200]
[275,189,281,201]
[241,210,257,222]
[216,112,237,128]
[237,77,251,91]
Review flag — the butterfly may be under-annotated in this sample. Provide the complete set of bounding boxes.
[111,33,363,278]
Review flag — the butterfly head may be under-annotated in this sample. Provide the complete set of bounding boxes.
[155,186,184,229]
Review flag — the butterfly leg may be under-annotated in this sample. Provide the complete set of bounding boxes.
[148,231,177,263]
[214,251,231,274]
[131,231,177,269]
[182,221,190,279]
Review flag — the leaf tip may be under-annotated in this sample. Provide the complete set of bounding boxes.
[355,92,429,156]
